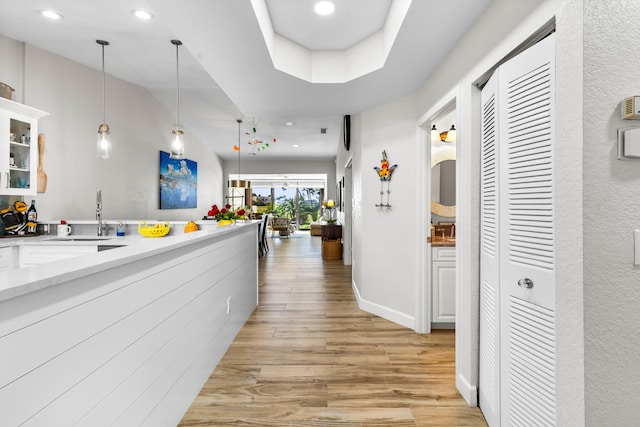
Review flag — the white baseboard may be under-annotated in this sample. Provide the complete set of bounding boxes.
[456,372,478,407]
[351,280,415,330]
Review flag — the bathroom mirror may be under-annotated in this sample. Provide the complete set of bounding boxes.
[431,146,456,217]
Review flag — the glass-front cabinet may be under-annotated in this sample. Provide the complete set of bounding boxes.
[0,98,49,196]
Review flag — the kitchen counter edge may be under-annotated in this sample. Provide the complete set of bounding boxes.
[0,222,259,302]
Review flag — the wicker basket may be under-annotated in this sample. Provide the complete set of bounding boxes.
[322,237,342,260]
[138,221,171,237]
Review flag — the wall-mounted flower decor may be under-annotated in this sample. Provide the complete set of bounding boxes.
[373,150,397,207]
[374,150,397,181]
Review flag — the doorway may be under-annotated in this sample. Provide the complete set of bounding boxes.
[417,94,458,335]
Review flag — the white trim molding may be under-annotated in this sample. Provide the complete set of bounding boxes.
[352,280,415,330]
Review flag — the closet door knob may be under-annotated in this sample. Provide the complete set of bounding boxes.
[517,278,534,289]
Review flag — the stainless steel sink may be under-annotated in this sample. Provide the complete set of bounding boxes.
[97,244,124,252]
[46,237,112,242]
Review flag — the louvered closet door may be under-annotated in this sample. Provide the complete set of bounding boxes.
[479,71,501,427]
[499,34,556,426]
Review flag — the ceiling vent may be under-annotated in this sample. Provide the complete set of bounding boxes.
[321,128,327,134]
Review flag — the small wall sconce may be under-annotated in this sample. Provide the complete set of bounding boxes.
[431,125,457,143]
[440,125,456,143]
[431,125,440,143]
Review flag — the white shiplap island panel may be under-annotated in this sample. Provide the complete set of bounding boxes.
[0,223,258,426]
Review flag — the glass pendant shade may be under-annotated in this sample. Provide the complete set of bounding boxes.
[97,123,112,159]
[170,124,185,159]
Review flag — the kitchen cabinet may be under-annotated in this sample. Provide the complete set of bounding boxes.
[432,246,456,324]
[0,246,15,271]
[0,98,49,196]
[19,245,97,268]
[0,224,258,426]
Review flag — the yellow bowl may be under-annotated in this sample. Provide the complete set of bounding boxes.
[138,221,171,237]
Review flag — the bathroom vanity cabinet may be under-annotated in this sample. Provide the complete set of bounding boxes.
[432,246,456,324]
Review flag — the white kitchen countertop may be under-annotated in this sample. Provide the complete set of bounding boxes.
[0,221,259,303]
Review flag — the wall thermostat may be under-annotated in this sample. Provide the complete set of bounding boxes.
[622,96,640,119]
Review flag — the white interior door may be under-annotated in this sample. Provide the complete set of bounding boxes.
[479,33,556,427]
[499,33,556,427]
[479,70,501,427]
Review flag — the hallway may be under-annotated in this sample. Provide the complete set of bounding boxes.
[179,232,487,426]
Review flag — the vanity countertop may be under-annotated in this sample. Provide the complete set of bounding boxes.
[429,236,456,247]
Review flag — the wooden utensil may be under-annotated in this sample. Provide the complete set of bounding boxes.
[37,133,47,193]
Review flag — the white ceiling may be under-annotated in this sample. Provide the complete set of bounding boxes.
[0,0,492,161]
[265,0,392,50]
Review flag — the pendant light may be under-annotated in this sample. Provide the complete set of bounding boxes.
[96,40,112,159]
[170,39,185,159]
[228,119,250,188]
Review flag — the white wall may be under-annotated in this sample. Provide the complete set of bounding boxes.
[347,114,363,291]
[0,35,225,222]
[352,94,419,328]
[0,37,23,100]
[583,1,640,424]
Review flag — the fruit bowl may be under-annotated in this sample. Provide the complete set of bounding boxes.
[138,221,171,237]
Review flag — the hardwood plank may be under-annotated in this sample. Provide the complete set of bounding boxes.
[179,232,486,426]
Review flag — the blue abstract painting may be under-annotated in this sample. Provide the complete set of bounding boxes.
[159,151,197,209]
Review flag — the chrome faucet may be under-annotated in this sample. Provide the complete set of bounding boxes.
[96,189,108,236]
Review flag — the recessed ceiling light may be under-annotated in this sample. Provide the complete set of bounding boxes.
[41,10,63,20]
[285,121,294,126]
[314,1,335,16]
[292,144,300,148]
[132,9,154,20]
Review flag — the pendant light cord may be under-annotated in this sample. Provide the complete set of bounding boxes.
[237,119,242,179]
[97,40,109,124]
[172,40,182,126]
[101,44,105,123]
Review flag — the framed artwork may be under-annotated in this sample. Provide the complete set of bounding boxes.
[159,151,197,209]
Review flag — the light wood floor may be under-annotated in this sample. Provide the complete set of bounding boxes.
[179,232,487,426]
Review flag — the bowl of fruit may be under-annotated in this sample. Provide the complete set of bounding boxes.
[138,221,171,237]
